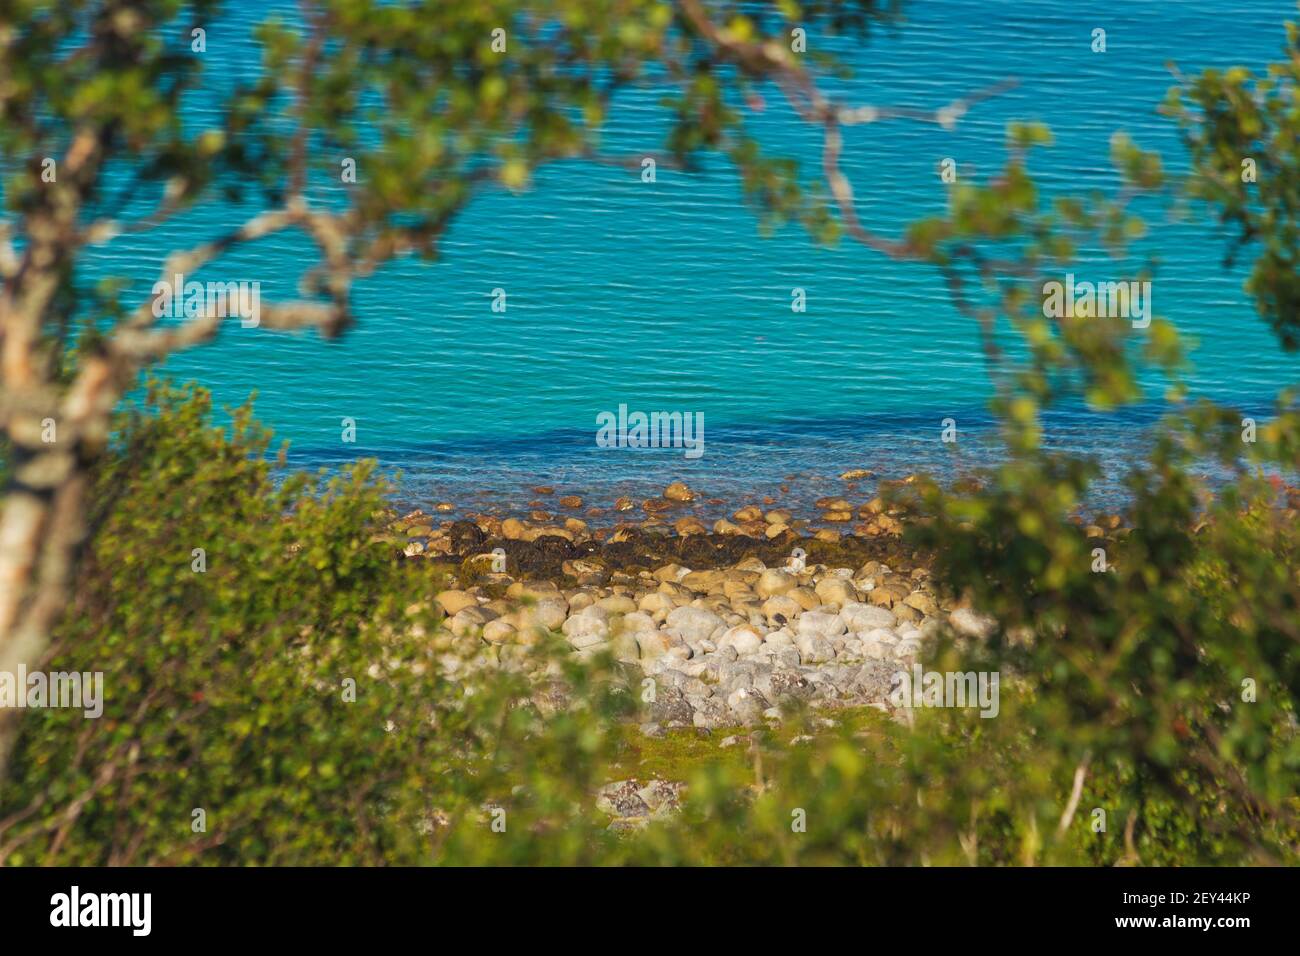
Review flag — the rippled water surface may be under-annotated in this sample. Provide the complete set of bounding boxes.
[83,0,1300,512]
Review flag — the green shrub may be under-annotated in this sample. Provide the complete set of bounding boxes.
[2,377,1296,866]
[0,381,447,864]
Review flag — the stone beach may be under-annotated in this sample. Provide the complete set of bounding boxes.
[388,476,1298,830]
[387,479,1020,731]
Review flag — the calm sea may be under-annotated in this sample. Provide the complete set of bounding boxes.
[81,0,1300,514]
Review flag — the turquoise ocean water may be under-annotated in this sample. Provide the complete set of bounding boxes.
[81,0,1300,513]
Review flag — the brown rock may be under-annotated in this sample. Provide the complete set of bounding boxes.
[818,497,852,511]
[682,569,727,592]
[892,603,922,625]
[674,516,708,536]
[653,564,686,582]
[877,514,903,535]
[788,587,820,611]
[664,481,696,502]
[904,591,938,616]
[520,525,574,543]
[436,589,478,615]
[755,569,796,598]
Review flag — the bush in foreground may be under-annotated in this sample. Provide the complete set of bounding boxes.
[1,382,1295,865]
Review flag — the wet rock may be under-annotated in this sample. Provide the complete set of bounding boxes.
[664,481,696,502]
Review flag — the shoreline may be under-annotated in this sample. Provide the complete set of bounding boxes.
[397,479,1017,751]
[384,475,1293,742]
[383,475,1125,578]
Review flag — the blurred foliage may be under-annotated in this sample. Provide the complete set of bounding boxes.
[0,381,439,863]
[1163,23,1300,351]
